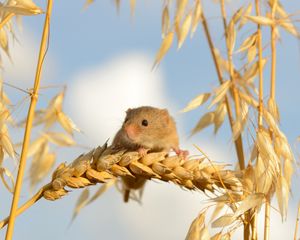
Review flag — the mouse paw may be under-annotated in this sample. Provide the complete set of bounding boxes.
[173,148,189,160]
[138,147,149,157]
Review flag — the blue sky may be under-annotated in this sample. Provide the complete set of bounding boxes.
[1,0,300,239]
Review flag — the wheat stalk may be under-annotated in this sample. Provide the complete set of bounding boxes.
[5,1,53,239]
[0,143,243,229]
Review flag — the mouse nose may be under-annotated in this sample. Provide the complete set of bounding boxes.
[125,124,137,140]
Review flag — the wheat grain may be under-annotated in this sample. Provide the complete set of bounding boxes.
[40,143,242,202]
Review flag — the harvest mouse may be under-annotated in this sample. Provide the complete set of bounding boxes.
[112,106,188,202]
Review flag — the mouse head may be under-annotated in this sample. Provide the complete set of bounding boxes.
[122,106,172,148]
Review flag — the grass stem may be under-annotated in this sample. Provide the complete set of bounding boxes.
[255,0,264,127]
[5,1,53,239]
[220,0,245,170]
[251,210,258,240]
[270,3,277,100]
[294,202,300,240]
[264,196,270,240]
[252,0,264,238]
[200,0,245,169]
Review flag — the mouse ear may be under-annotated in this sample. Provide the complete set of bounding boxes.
[160,109,170,124]
[160,108,169,115]
[126,108,132,114]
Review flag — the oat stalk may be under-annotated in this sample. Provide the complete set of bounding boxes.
[251,210,258,240]
[219,1,250,237]
[294,202,300,240]
[252,0,264,239]
[5,1,53,239]
[200,0,245,169]
[264,5,278,240]
[219,0,241,119]
[270,22,277,100]
[255,0,264,128]
[264,195,270,240]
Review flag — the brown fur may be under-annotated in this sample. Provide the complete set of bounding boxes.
[112,106,179,152]
[112,106,181,202]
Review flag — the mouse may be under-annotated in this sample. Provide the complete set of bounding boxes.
[111,106,188,202]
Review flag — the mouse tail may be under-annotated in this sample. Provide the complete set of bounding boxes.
[124,189,130,202]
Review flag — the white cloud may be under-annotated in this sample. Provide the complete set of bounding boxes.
[116,181,203,240]
[66,52,171,145]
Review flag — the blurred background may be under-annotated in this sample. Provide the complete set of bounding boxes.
[1,0,300,239]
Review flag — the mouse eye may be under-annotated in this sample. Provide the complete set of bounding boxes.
[141,119,148,127]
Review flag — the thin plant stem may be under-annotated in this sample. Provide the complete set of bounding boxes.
[219,0,245,169]
[219,1,248,238]
[199,0,245,169]
[264,6,277,240]
[220,0,227,32]
[0,184,51,229]
[244,225,251,240]
[252,0,264,239]
[3,81,31,95]
[199,4,224,84]
[255,0,264,127]
[270,0,277,101]
[264,195,270,240]
[5,1,53,239]
[270,26,277,100]
[294,202,300,240]
[219,1,242,130]
[251,210,258,240]
[0,13,14,30]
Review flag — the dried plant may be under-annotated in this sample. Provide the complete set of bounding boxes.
[0,143,243,227]
[24,90,79,190]
[0,0,299,239]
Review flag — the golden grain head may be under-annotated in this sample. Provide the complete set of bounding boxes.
[140,152,167,166]
[43,188,68,201]
[110,164,134,177]
[96,149,124,171]
[42,144,243,208]
[152,162,172,175]
[118,151,140,166]
[86,168,114,183]
[52,178,67,191]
